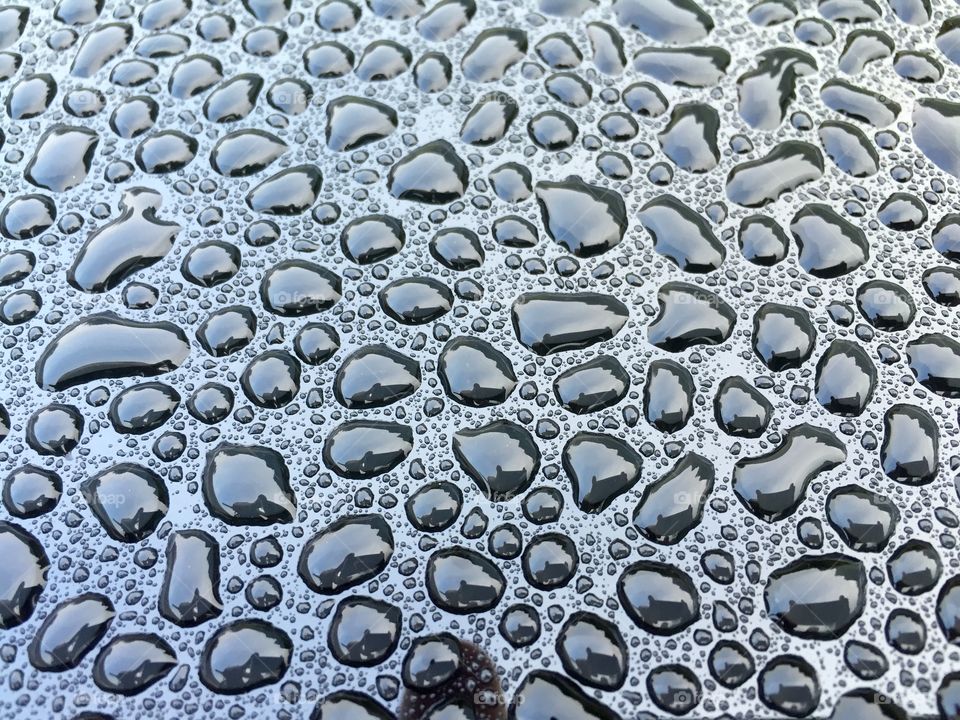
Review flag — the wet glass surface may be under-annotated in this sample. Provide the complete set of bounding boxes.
[0,0,959,718]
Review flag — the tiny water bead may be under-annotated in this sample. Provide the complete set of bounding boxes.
[0,0,957,718]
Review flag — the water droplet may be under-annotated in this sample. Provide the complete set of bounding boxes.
[199,619,292,693]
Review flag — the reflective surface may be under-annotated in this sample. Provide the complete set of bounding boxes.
[0,0,958,718]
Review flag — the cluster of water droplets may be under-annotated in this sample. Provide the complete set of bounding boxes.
[1,0,960,718]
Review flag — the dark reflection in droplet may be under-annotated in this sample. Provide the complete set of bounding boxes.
[335,344,420,408]
[426,547,505,614]
[818,120,878,176]
[431,227,484,270]
[294,322,339,365]
[82,463,168,542]
[241,350,301,408]
[29,593,114,672]
[648,282,735,351]
[135,130,197,173]
[828,689,909,720]
[0,288,40,325]
[753,302,816,371]
[838,29,893,75]
[536,32,582,68]
[905,333,960,397]
[880,403,939,485]
[489,163,532,203]
[633,46,730,87]
[886,608,926,655]
[92,634,176,695]
[3,465,61,519]
[522,532,577,589]
[209,130,286,177]
[328,596,400,666]
[726,141,823,207]
[791,203,869,277]
[398,637,504,720]
[510,671,620,720]
[402,633,461,690]
[7,73,58,119]
[323,421,413,479]
[70,23,133,78]
[738,48,816,129]
[304,40,354,78]
[821,78,900,126]
[196,306,257,357]
[406,482,462,533]
[159,530,222,627]
[453,420,539,501]
[618,560,699,634]
[26,403,82,456]
[500,605,541,648]
[658,102,719,172]
[587,22,627,76]
[461,28,527,82]
[200,619,292,693]
[939,574,960,644]
[260,259,341,316]
[202,443,296,525]
[168,54,222,98]
[0,521,49,629]
[25,125,98,192]
[311,691,394,720]
[388,140,468,204]
[733,424,846,522]
[714,375,771,437]
[379,277,453,324]
[923,266,960,306]
[554,355,629,414]
[413,51,452,92]
[109,97,157,141]
[647,664,702,715]
[417,0,475,41]
[246,164,323,215]
[557,612,627,691]
[633,453,714,544]
[709,640,754,688]
[0,193,56,240]
[826,484,899,552]
[0,249,35,286]
[204,74,262,123]
[913,98,960,177]
[845,639,888,680]
[68,188,179,293]
[765,553,866,639]
[109,382,180,434]
[299,513,393,594]
[188,383,234,424]
[528,110,578,150]
[545,72,592,107]
[639,194,725,272]
[461,93,517,146]
[940,677,960,720]
[325,95,397,151]
[759,655,820,718]
[512,292,628,355]
[644,359,694,432]
[856,280,915,331]
[888,539,941,596]
[877,192,927,231]
[815,340,876,415]
[438,337,516,407]
[36,312,189,391]
[536,178,627,257]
